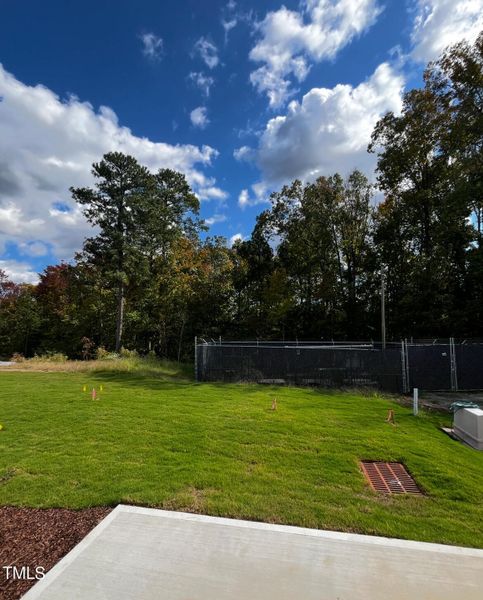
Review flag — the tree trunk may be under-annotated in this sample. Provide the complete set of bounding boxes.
[24,328,30,357]
[115,281,125,353]
[477,206,482,247]
[177,317,186,363]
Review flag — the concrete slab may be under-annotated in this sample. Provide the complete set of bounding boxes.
[23,505,483,600]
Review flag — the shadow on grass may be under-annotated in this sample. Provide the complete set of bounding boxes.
[87,371,411,409]
[89,369,197,390]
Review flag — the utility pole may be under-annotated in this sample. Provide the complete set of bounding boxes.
[381,267,386,350]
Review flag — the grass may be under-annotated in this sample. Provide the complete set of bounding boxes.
[3,354,192,378]
[0,360,482,548]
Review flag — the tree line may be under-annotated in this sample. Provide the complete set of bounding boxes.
[1,33,482,360]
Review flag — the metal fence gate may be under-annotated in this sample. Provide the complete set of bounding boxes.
[196,338,483,393]
[400,338,483,392]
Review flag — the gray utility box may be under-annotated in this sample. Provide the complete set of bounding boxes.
[453,408,483,450]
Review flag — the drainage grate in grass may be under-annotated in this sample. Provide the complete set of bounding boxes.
[360,461,423,495]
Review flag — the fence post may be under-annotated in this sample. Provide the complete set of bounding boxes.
[449,337,458,391]
[194,336,198,382]
[405,338,410,393]
[413,388,419,416]
[400,339,410,393]
[401,340,407,393]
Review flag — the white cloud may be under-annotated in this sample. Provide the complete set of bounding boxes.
[19,241,49,257]
[238,189,250,208]
[410,0,483,63]
[0,202,45,238]
[0,259,39,284]
[194,37,219,69]
[0,64,223,262]
[233,145,255,162]
[188,72,215,97]
[251,62,404,184]
[190,106,209,129]
[235,120,261,140]
[221,1,239,43]
[205,213,227,226]
[238,182,269,208]
[140,33,163,60]
[249,0,382,107]
[197,185,227,201]
[222,18,237,42]
[229,233,244,246]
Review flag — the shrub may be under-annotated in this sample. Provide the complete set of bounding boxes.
[11,352,25,363]
[96,345,108,360]
[81,337,96,360]
[120,347,138,359]
[96,346,119,361]
[31,352,68,363]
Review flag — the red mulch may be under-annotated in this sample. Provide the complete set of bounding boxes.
[0,506,111,600]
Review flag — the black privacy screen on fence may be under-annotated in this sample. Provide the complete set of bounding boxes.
[406,343,452,391]
[195,339,483,393]
[196,341,403,392]
[454,343,483,390]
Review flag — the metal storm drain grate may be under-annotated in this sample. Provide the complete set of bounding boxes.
[360,461,423,495]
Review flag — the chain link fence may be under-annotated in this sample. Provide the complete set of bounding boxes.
[195,338,483,393]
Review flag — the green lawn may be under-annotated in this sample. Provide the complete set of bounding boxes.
[1,365,482,548]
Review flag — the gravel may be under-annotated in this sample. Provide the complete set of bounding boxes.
[0,506,111,600]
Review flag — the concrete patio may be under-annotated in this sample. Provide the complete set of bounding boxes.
[23,505,483,600]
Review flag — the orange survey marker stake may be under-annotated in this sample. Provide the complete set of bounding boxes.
[92,388,97,400]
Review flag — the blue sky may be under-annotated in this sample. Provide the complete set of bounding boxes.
[0,0,482,282]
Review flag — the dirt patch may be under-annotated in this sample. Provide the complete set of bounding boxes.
[162,487,216,513]
[0,506,111,600]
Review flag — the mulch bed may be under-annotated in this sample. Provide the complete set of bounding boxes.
[0,506,111,600]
